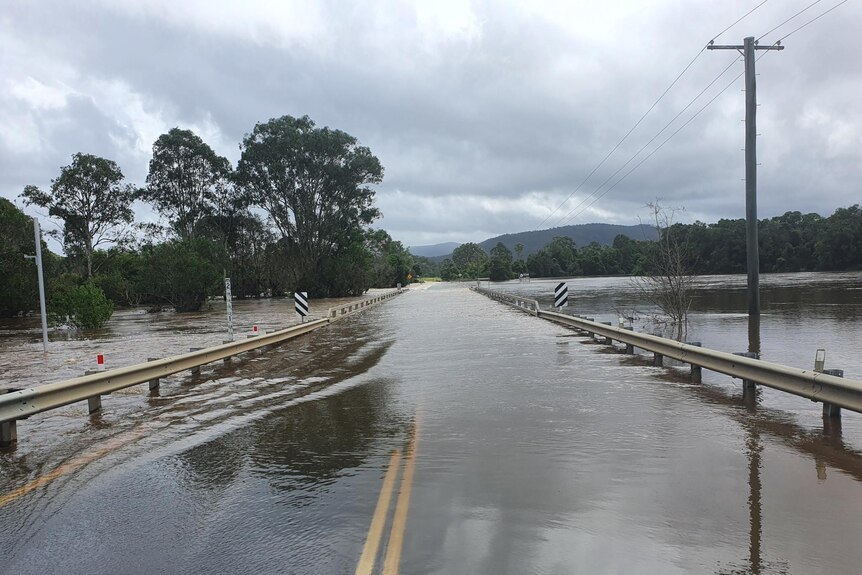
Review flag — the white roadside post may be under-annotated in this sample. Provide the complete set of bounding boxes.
[225,277,234,341]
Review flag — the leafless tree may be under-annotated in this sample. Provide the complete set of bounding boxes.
[633,201,694,340]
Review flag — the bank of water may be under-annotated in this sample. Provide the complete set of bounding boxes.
[2,279,862,573]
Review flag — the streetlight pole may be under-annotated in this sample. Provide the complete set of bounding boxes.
[31,217,49,352]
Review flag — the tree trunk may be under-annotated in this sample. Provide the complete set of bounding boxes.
[85,237,94,278]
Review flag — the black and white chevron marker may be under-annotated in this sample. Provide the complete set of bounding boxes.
[294,291,309,321]
[554,282,568,308]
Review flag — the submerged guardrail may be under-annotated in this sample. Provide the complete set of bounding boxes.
[472,286,862,418]
[0,289,403,447]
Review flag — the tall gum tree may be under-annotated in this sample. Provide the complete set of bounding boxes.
[140,128,233,240]
[22,153,135,278]
[236,115,383,295]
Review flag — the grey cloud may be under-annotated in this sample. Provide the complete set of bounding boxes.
[2,0,861,249]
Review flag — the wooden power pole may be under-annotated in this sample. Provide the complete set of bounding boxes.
[708,37,784,317]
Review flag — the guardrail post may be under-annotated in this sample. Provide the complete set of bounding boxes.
[624,326,635,354]
[600,322,613,344]
[0,388,20,447]
[822,369,844,418]
[733,352,758,388]
[686,342,702,383]
[87,396,102,414]
[0,420,15,447]
[190,348,202,375]
[653,353,664,367]
[83,371,103,413]
[147,358,161,391]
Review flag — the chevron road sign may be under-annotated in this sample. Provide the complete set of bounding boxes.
[295,291,309,322]
[554,282,568,308]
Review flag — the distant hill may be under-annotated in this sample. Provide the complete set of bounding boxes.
[423,223,658,261]
[409,241,461,257]
[477,223,658,256]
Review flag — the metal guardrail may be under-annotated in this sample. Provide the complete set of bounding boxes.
[0,289,403,443]
[473,287,862,416]
[327,289,403,319]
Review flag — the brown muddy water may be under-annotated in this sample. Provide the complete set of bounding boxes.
[2,274,862,574]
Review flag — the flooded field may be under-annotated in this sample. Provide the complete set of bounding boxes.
[2,274,862,574]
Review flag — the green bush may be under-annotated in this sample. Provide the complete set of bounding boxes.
[50,283,114,329]
[137,239,225,312]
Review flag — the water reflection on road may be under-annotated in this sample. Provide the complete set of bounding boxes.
[2,278,862,574]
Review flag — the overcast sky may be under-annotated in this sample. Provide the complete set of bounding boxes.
[2,0,861,250]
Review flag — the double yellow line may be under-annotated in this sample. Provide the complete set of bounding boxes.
[0,425,152,508]
[355,416,421,575]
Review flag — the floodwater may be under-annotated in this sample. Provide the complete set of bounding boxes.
[2,274,862,574]
[0,293,370,390]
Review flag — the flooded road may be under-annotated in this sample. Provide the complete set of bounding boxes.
[3,277,862,574]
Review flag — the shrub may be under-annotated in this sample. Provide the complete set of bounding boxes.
[137,239,225,312]
[50,283,114,329]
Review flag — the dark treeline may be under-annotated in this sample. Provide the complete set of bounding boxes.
[1,116,423,323]
[439,206,862,281]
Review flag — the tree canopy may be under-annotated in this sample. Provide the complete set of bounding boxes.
[236,115,383,296]
[139,127,233,240]
[452,243,487,279]
[22,153,135,277]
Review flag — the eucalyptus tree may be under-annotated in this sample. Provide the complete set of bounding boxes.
[452,242,488,279]
[366,229,413,288]
[236,115,383,295]
[140,128,233,240]
[489,242,513,281]
[22,153,135,277]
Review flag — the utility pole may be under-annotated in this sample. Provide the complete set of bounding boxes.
[708,37,784,317]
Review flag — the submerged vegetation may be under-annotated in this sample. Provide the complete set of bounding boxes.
[5,116,422,322]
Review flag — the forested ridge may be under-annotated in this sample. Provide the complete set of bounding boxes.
[437,206,862,281]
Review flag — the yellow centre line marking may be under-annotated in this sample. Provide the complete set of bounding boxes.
[382,415,421,575]
[0,425,151,508]
[355,449,402,575]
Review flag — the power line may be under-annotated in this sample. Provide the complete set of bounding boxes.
[557,0,853,228]
[559,70,745,226]
[715,0,774,41]
[532,48,705,230]
[532,1,772,230]
[756,0,824,41]
[549,55,740,229]
[755,0,852,65]
[777,0,852,41]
